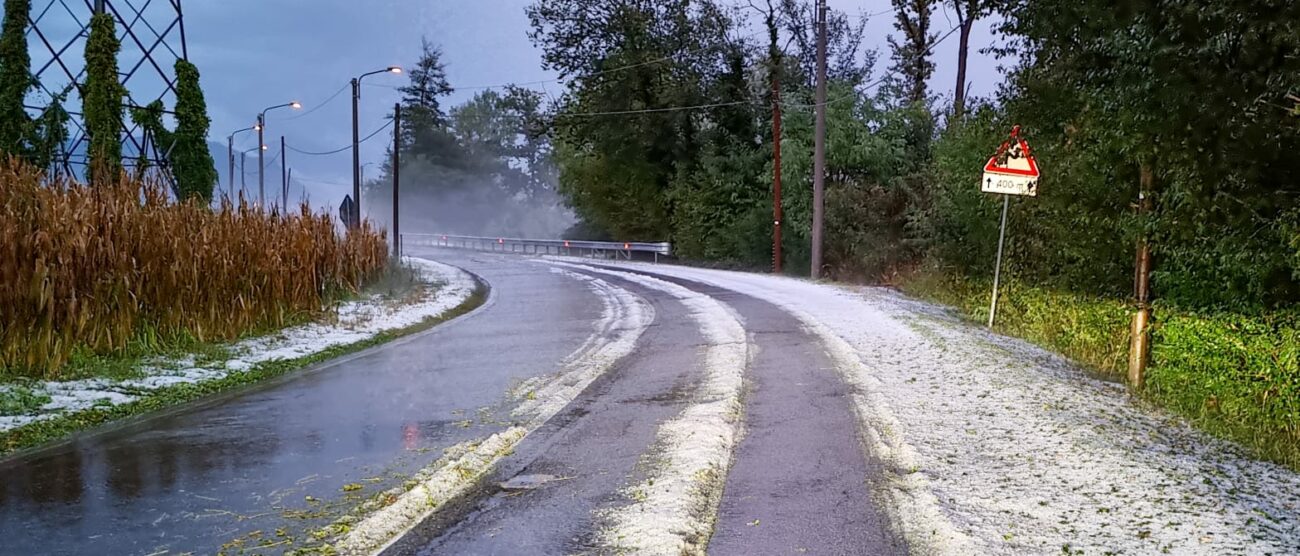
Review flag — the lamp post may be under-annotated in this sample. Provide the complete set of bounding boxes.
[351,66,402,228]
[227,125,258,198]
[240,146,262,202]
[257,101,301,207]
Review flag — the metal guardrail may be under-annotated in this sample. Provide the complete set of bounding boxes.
[402,233,672,262]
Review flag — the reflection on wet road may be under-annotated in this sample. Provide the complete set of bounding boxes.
[0,250,606,556]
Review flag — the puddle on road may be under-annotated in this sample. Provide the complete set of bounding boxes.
[499,474,569,491]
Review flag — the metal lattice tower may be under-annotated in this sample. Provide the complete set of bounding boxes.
[24,0,189,182]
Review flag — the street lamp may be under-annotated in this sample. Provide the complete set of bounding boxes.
[227,124,258,197]
[257,101,302,207]
[351,66,402,227]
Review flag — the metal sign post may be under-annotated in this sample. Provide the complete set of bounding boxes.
[982,126,1040,328]
[989,195,1010,327]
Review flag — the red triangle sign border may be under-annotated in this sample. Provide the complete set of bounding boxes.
[984,138,1040,178]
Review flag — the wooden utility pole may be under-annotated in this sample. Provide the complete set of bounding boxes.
[1128,161,1155,388]
[766,1,783,274]
[810,0,828,279]
[773,78,784,274]
[392,103,402,258]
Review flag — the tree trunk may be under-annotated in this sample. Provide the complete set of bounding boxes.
[1128,160,1155,389]
[953,16,974,120]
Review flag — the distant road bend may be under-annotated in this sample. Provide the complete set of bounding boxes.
[2,246,1299,555]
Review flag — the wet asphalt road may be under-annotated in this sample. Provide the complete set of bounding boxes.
[660,274,906,556]
[1,251,906,556]
[415,267,904,556]
[0,250,607,556]
[418,275,708,555]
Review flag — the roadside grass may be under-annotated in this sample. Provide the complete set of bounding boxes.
[0,283,486,458]
[900,270,1300,472]
[0,386,52,417]
[900,270,1131,378]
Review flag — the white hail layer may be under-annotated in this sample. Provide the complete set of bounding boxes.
[0,257,475,433]
[548,262,750,556]
[576,259,1300,555]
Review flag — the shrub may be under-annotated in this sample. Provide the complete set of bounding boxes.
[1149,310,1300,468]
[0,160,388,378]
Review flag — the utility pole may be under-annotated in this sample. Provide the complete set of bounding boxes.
[256,102,301,209]
[766,2,783,274]
[240,151,246,199]
[280,135,287,211]
[810,0,828,279]
[349,67,402,229]
[773,79,784,274]
[227,135,234,199]
[392,103,402,258]
[351,77,362,228]
[257,113,265,207]
[1129,161,1155,389]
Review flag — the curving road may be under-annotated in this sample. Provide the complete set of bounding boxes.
[0,248,908,556]
[0,251,627,555]
[4,247,1295,555]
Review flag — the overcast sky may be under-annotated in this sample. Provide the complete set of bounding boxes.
[29,1,1007,210]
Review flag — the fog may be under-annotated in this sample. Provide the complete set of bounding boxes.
[363,157,574,240]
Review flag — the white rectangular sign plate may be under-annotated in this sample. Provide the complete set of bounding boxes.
[982,171,1039,197]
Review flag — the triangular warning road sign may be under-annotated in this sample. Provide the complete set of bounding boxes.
[981,126,1041,197]
[984,137,1039,177]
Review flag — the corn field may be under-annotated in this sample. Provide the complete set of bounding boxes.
[0,160,389,378]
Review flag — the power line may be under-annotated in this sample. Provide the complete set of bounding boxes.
[846,8,896,19]
[284,82,350,121]
[557,20,963,116]
[364,30,766,95]
[774,21,961,109]
[286,119,394,156]
[557,100,752,118]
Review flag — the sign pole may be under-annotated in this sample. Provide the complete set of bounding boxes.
[988,194,1010,328]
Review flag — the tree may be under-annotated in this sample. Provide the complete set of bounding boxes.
[31,91,69,175]
[777,0,874,87]
[450,86,554,196]
[948,0,990,120]
[997,0,1300,311]
[397,39,458,164]
[83,12,125,182]
[528,0,741,241]
[129,99,167,178]
[887,0,937,106]
[0,0,33,160]
[171,59,217,201]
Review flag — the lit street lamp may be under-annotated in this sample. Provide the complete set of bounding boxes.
[227,124,258,198]
[257,101,302,207]
[351,66,402,228]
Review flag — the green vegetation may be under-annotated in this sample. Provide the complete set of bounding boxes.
[901,272,1132,378]
[363,41,568,237]
[172,59,218,201]
[905,274,1300,469]
[83,12,125,182]
[0,385,51,417]
[0,284,486,457]
[1149,310,1300,467]
[520,0,1300,468]
[0,0,33,158]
